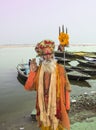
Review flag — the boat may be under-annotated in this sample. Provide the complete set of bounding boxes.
[55,51,96,61]
[54,51,85,60]
[77,59,96,68]
[70,79,91,87]
[71,66,96,76]
[55,57,71,65]
[84,56,96,62]
[65,65,73,72]
[17,64,29,81]
[67,70,91,81]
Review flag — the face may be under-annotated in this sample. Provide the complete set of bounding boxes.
[42,47,53,61]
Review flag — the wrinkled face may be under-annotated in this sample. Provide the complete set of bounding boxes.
[42,47,53,61]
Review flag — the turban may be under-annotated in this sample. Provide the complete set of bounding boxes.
[35,40,55,56]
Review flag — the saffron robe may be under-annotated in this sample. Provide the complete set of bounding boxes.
[24,63,71,130]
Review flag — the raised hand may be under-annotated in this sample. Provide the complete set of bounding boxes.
[30,58,37,72]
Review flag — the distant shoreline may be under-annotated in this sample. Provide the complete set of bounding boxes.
[0,44,96,48]
[0,44,35,48]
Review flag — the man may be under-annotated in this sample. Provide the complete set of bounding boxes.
[24,40,71,130]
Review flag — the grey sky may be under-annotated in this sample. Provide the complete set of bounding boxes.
[0,0,96,45]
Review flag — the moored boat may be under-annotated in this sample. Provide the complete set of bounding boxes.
[67,70,91,81]
[55,57,71,65]
[84,56,96,62]
[77,59,96,68]
[71,66,96,76]
[54,51,85,60]
[17,64,29,81]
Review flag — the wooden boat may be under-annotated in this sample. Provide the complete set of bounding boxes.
[55,51,96,60]
[77,59,96,68]
[71,66,96,76]
[70,79,91,87]
[65,65,73,72]
[17,64,29,81]
[67,70,91,81]
[54,51,85,60]
[17,74,26,85]
[55,57,71,65]
[84,56,96,62]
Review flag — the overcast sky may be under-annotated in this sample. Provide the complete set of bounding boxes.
[0,0,96,45]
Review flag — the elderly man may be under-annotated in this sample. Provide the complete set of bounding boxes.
[24,40,71,130]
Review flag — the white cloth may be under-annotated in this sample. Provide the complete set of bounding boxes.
[38,64,58,130]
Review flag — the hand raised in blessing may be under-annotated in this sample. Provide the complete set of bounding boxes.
[30,58,37,72]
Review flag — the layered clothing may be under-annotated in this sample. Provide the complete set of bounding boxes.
[25,63,71,130]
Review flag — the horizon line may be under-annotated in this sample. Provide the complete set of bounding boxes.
[0,43,96,48]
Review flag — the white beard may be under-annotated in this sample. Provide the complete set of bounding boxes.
[42,59,57,73]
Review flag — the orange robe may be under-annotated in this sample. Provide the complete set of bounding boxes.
[24,63,71,130]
